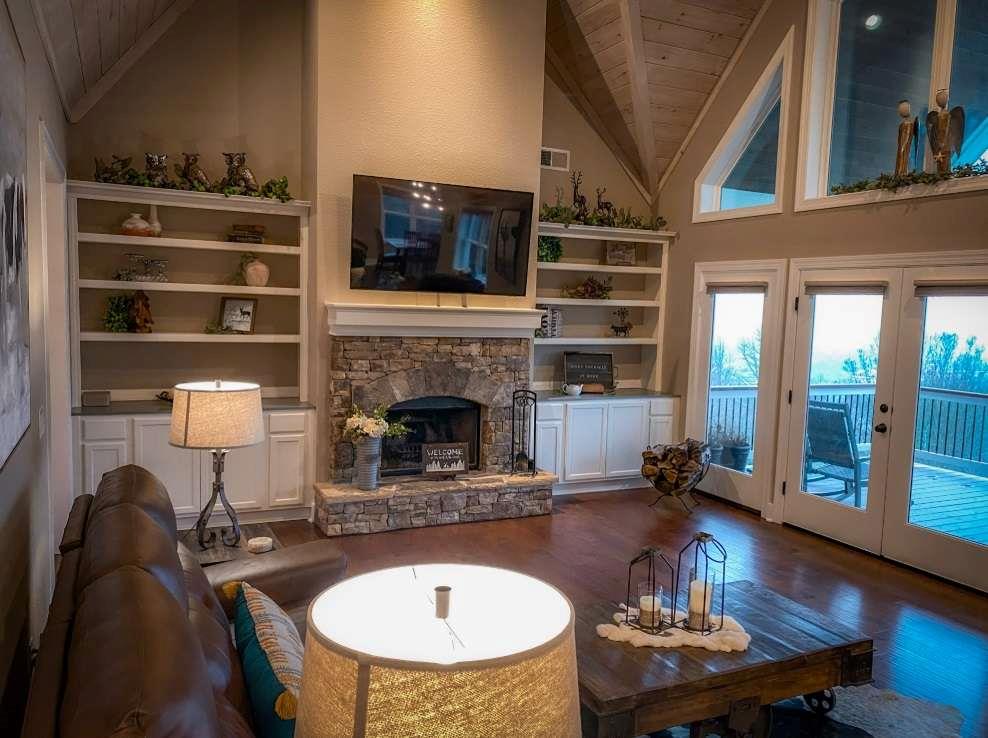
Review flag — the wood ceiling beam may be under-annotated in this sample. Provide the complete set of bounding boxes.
[545,43,652,205]
[619,0,658,202]
[70,0,195,123]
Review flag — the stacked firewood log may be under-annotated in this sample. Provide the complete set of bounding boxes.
[641,439,709,493]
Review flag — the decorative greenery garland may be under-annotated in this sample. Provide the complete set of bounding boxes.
[540,200,667,230]
[830,161,988,195]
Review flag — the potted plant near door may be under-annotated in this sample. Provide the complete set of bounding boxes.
[722,432,752,473]
[343,405,410,490]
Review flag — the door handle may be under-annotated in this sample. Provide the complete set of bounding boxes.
[874,423,888,433]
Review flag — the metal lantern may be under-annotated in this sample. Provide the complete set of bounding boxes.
[624,547,674,634]
[510,389,538,475]
[672,532,726,635]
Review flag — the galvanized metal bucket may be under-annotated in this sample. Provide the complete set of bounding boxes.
[355,436,383,491]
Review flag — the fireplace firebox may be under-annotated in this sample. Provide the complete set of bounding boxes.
[383,396,481,476]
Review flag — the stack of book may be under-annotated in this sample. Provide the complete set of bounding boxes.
[227,224,266,244]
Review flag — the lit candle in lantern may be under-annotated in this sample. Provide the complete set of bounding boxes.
[687,577,713,631]
[638,591,662,629]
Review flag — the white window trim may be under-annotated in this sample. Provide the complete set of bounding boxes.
[685,259,788,517]
[795,0,988,212]
[692,27,794,224]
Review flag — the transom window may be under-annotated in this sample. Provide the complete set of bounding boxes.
[798,0,988,206]
[693,29,793,222]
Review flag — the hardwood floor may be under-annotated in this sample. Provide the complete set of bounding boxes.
[272,488,988,737]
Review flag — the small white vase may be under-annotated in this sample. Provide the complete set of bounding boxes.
[120,212,153,237]
[148,205,162,237]
[244,259,270,287]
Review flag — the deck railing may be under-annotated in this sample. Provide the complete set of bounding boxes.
[707,384,988,467]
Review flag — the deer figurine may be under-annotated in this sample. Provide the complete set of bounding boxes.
[595,187,614,217]
[571,171,588,220]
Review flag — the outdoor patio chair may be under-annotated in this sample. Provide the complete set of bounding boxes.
[804,400,871,506]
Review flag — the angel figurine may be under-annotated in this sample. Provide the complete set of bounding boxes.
[895,100,919,176]
[926,89,965,174]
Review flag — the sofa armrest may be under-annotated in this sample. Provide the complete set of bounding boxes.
[206,539,348,619]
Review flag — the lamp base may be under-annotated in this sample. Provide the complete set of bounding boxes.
[195,449,242,549]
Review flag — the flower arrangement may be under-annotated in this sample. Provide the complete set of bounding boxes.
[343,405,410,441]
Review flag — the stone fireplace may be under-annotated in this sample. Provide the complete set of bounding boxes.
[328,336,531,481]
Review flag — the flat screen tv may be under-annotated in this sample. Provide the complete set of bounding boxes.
[349,174,533,296]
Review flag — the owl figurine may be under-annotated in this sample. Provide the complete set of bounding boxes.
[222,152,259,193]
[144,153,173,188]
[174,153,211,190]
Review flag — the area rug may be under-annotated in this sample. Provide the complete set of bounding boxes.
[645,685,964,738]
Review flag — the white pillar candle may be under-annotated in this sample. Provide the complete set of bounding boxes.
[687,579,713,630]
[638,595,661,628]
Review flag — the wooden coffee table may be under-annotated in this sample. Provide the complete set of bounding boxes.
[576,580,874,738]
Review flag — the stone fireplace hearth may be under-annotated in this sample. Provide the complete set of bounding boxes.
[328,336,530,481]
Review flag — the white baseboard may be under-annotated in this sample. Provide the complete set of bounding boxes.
[176,504,313,530]
[551,478,646,496]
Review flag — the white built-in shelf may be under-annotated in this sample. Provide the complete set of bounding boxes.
[79,331,301,344]
[77,232,301,256]
[537,221,676,243]
[534,337,658,346]
[535,297,660,308]
[68,180,311,216]
[537,261,661,275]
[78,279,301,297]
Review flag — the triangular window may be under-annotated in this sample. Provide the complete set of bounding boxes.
[694,28,793,222]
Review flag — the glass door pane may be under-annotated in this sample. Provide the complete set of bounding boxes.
[801,294,885,509]
[705,292,764,476]
[907,296,988,545]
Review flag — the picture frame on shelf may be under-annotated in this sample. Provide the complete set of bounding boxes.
[219,296,257,334]
[604,242,636,266]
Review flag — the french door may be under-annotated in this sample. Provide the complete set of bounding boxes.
[781,269,902,553]
[686,261,787,512]
[780,261,988,591]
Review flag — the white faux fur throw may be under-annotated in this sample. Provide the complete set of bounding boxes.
[596,606,751,652]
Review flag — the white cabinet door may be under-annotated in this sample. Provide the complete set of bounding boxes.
[605,401,648,478]
[563,403,607,482]
[132,417,200,516]
[269,433,305,506]
[82,442,129,493]
[204,443,267,511]
[649,415,674,447]
[535,420,564,477]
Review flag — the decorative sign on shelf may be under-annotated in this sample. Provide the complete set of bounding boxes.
[422,443,469,477]
[563,352,614,393]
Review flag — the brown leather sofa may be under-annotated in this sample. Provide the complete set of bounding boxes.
[20,465,348,738]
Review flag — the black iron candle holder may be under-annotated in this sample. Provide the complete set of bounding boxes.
[672,532,726,635]
[511,389,537,475]
[624,546,674,634]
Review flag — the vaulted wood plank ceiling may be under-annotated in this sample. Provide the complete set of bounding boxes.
[546,0,765,201]
[30,0,195,122]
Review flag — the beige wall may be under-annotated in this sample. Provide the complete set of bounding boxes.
[311,0,548,310]
[308,0,548,478]
[539,74,648,216]
[658,0,988,400]
[0,0,67,720]
[68,0,303,186]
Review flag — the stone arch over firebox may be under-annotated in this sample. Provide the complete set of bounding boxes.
[353,362,513,411]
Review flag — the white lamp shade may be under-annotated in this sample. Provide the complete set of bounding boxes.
[169,380,265,449]
[296,564,581,738]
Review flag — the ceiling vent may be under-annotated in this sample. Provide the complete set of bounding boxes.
[540,147,570,171]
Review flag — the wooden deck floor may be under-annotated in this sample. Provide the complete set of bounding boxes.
[807,463,988,546]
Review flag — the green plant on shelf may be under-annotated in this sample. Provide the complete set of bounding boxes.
[537,235,563,262]
[561,275,612,300]
[204,320,236,335]
[539,184,667,230]
[102,294,134,332]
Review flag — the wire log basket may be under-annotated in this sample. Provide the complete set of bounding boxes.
[641,439,710,514]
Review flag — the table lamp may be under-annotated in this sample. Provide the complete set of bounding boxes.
[169,380,264,549]
[295,564,581,738]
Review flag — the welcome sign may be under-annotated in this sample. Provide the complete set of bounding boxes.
[423,442,469,477]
